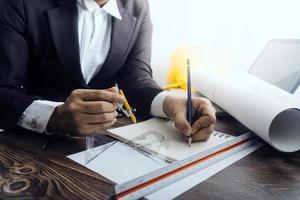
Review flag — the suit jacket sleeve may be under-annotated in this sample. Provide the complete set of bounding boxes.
[117,1,163,119]
[0,0,41,129]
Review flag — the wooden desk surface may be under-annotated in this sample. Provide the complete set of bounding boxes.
[0,117,299,200]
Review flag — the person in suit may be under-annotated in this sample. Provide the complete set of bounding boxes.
[0,0,216,142]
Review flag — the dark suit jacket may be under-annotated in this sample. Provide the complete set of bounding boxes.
[0,0,163,130]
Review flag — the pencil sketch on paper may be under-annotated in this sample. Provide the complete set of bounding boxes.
[132,130,166,148]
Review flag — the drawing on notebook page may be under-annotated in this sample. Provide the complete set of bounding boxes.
[109,118,237,162]
[132,130,166,148]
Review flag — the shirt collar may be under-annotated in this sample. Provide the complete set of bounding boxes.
[77,0,122,20]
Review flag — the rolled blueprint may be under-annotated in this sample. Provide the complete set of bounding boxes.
[193,69,300,152]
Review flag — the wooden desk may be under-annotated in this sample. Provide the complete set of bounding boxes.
[0,117,299,200]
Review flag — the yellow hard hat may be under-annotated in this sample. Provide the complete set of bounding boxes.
[164,45,207,90]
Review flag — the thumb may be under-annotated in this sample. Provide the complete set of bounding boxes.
[174,112,192,136]
[105,87,124,104]
[106,87,118,93]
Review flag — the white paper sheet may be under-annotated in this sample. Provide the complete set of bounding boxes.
[68,142,166,184]
[68,142,116,164]
[193,69,300,152]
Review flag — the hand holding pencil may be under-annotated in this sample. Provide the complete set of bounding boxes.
[162,60,217,145]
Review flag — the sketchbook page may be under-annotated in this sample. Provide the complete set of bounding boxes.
[109,118,235,162]
[193,70,300,152]
[68,141,166,184]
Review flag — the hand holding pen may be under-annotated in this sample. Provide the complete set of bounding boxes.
[162,60,217,146]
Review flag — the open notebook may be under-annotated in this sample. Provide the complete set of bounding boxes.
[109,118,234,162]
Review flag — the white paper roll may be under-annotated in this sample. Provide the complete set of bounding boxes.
[193,69,300,152]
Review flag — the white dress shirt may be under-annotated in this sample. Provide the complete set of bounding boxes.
[17,0,168,133]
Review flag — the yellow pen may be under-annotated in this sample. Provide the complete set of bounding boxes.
[119,89,137,124]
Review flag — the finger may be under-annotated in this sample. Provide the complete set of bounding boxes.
[199,97,212,106]
[192,97,213,107]
[90,119,117,134]
[74,119,117,136]
[191,115,216,134]
[192,104,216,131]
[174,112,192,136]
[192,125,214,142]
[73,89,124,103]
[78,112,118,124]
[79,101,117,114]
[198,104,216,117]
[106,87,118,93]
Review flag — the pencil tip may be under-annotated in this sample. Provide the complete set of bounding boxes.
[187,137,192,147]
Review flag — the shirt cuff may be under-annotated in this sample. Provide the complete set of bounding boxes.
[150,91,172,118]
[17,100,63,133]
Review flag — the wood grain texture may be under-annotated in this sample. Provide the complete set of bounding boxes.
[0,117,299,200]
[0,137,115,200]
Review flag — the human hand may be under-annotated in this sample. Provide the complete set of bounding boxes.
[47,87,124,136]
[163,95,217,142]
